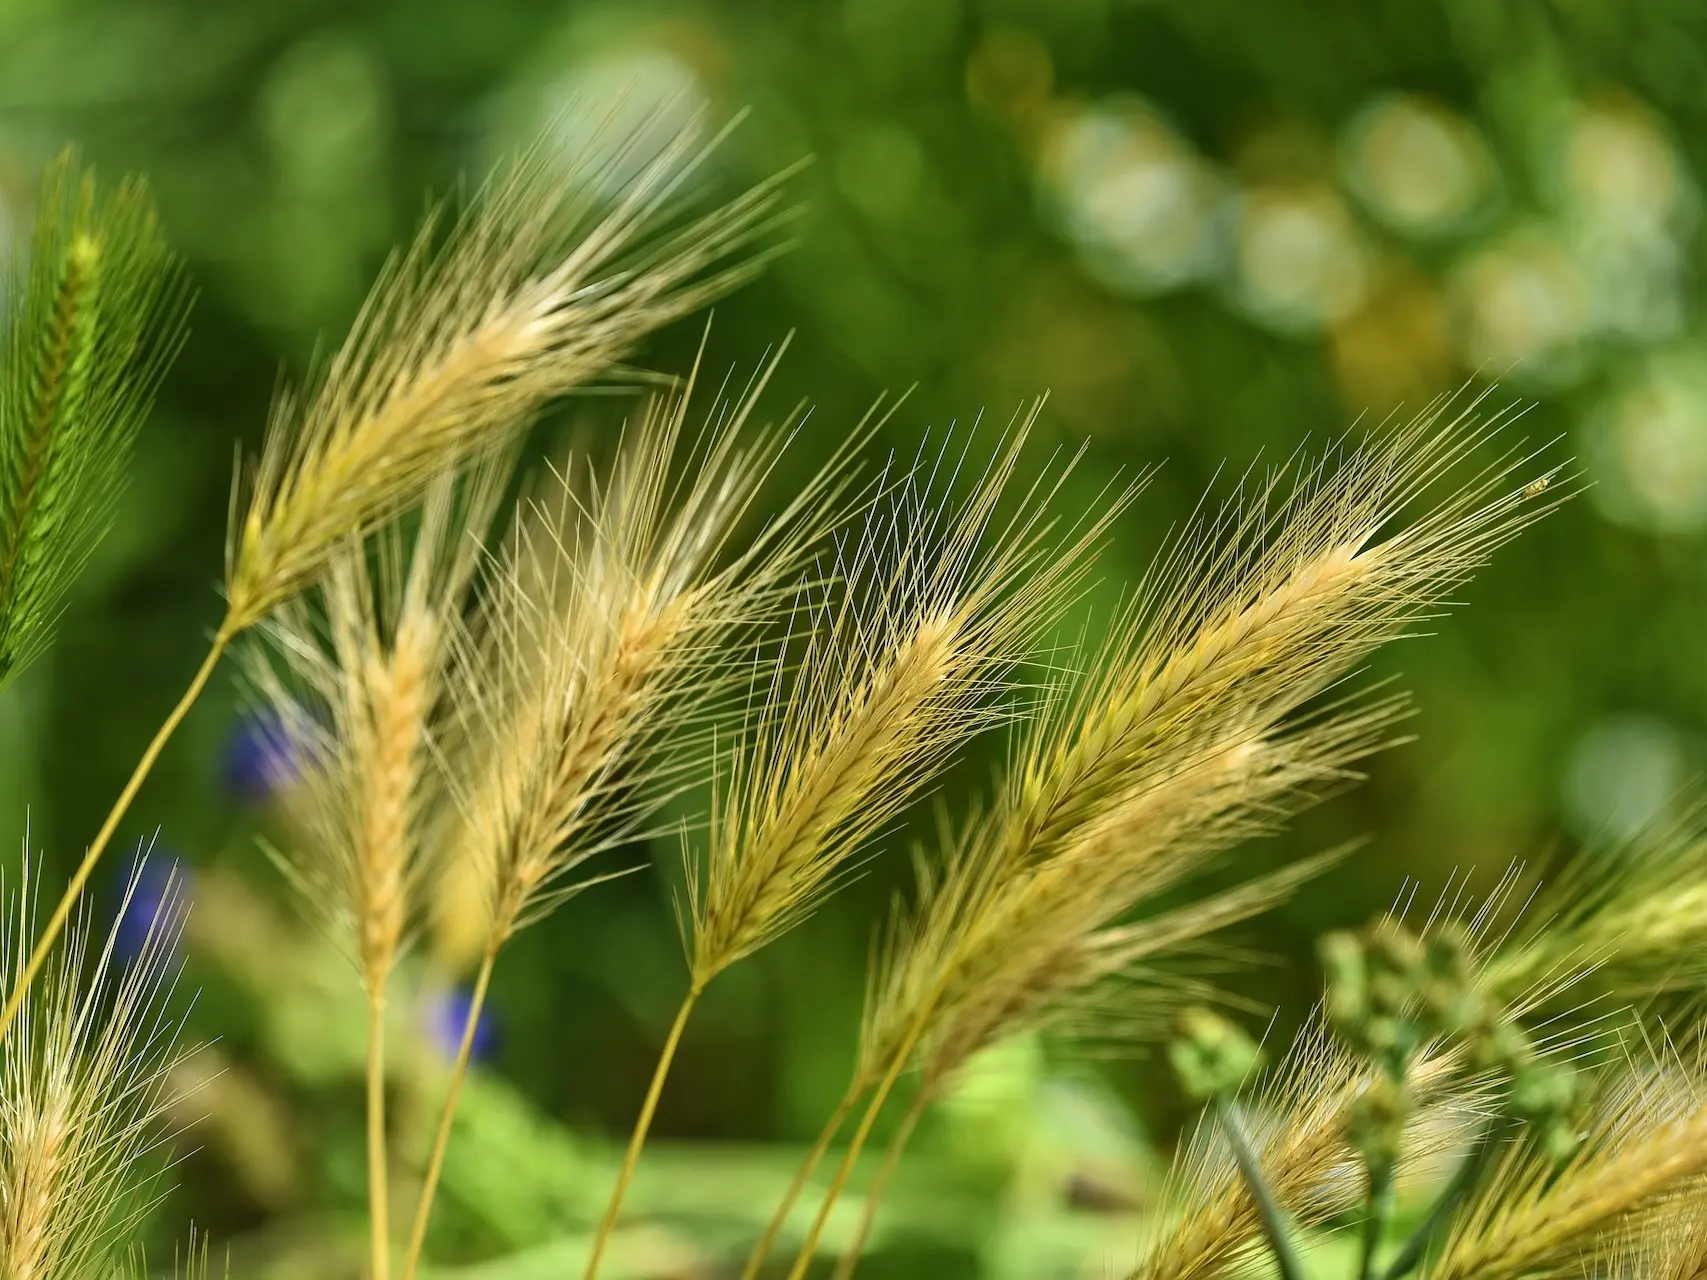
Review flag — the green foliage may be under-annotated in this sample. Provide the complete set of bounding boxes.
[0,150,186,688]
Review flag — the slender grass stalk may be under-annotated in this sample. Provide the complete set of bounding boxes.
[581,982,705,1278]
[1358,1162,1396,1280]
[828,1088,927,1280]
[1378,1119,1503,1280]
[0,628,228,1041]
[785,1001,936,1280]
[401,945,496,1280]
[366,989,391,1280]
[1217,1098,1307,1280]
[737,1084,863,1280]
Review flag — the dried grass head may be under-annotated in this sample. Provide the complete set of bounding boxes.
[685,410,1129,986]
[859,397,1564,1104]
[0,855,191,1280]
[451,346,848,949]
[252,458,513,989]
[1432,1034,1707,1280]
[225,108,794,631]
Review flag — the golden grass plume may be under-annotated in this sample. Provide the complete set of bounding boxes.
[686,411,1126,987]
[225,108,792,631]
[451,345,846,954]
[0,857,190,1280]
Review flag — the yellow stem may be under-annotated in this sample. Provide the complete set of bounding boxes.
[0,626,232,1041]
[738,1082,863,1280]
[401,947,497,1280]
[583,982,704,1280]
[367,986,392,1280]
[784,1011,932,1280]
[829,1090,927,1280]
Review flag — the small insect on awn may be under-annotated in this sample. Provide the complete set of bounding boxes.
[1522,475,1552,498]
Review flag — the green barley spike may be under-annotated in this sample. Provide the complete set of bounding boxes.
[0,150,189,687]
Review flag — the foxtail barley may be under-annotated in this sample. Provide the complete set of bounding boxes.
[406,349,846,1280]
[5,109,796,1052]
[1489,803,1707,1005]
[770,401,1562,1280]
[0,149,187,691]
[253,458,510,1280]
[587,416,1129,1280]
[0,859,190,1280]
[1431,1051,1707,1280]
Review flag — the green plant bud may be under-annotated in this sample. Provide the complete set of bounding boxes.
[1364,1015,1402,1055]
[1510,1059,1577,1123]
[1369,970,1412,1017]
[1423,923,1472,984]
[1370,921,1423,978]
[1348,1075,1410,1170]
[1168,1007,1263,1101]
[1535,1116,1580,1163]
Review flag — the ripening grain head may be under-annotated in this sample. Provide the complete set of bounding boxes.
[1008,394,1564,877]
[253,460,510,991]
[0,860,190,1280]
[1489,802,1707,1007]
[224,109,793,631]
[452,350,843,949]
[0,149,187,688]
[857,398,1560,1104]
[686,413,1128,987]
[861,698,1401,1091]
[1433,1047,1707,1280]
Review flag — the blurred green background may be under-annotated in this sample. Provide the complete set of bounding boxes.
[2,0,1705,1275]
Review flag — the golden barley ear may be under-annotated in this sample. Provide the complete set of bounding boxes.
[1432,1035,1707,1280]
[248,454,512,987]
[447,341,848,952]
[857,394,1567,1099]
[0,148,189,687]
[685,411,1128,988]
[224,107,795,632]
[1489,797,1707,1006]
[407,347,851,1280]
[0,851,193,1279]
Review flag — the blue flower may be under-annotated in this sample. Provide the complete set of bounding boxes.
[423,986,499,1063]
[222,710,308,802]
[110,850,188,969]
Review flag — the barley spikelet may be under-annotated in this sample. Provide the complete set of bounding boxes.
[1490,801,1707,1005]
[255,459,509,988]
[1433,1049,1707,1280]
[687,414,1121,985]
[863,701,1400,1091]
[1007,394,1561,876]
[860,402,1559,1103]
[0,149,187,686]
[225,109,792,630]
[455,349,841,947]
[0,858,190,1280]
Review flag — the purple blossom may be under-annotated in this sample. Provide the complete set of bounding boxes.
[423,986,499,1063]
[222,709,309,802]
[110,850,189,969]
